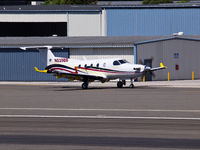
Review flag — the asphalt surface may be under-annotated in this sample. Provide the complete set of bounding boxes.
[1,117,200,150]
[0,83,200,150]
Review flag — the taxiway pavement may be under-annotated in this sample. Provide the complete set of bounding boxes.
[0,81,200,149]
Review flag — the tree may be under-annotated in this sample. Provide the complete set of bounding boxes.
[143,0,173,4]
[42,0,98,5]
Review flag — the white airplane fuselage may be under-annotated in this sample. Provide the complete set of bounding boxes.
[46,58,145,81]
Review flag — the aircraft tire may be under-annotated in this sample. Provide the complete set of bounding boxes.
[117,81,123,88]
[82,82,88,89]
[129,84,134,88]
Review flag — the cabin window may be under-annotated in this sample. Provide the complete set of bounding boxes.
[84,64,87,68]
[134,68,140,71]
[78,64,81,68]
[113,60,120,66]
[91,64,93,67]
[96,63,99,68]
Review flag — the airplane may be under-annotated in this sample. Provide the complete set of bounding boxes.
[20,46,167,89]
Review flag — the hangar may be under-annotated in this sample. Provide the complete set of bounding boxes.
[1,4,200,37]
[0,35,200,81]
[0,5,106,36]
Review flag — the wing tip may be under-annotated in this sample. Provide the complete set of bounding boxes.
[160,62,167,69]
[34,67,39,72]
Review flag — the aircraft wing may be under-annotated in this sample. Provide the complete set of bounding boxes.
[34,66,105,81]
[150,63,167,71]
[56,72,104,80]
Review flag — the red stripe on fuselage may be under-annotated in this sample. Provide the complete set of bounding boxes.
[50,66,136,75]
[80,67,135,74]
[50,68,75,74]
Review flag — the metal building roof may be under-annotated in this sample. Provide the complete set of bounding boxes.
[0,5,101,12]
[0,3,200,13]
[0,36,168,48]
[101,1,200,8]
[0,35,200,48]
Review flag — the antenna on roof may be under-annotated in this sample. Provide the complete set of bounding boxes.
[173,32,184,36]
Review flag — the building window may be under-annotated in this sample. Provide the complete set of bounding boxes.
[174,53,179,59]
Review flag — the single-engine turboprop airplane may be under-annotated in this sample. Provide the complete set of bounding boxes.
[21,46,167,89]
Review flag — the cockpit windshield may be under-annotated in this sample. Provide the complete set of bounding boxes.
[119,59,129,64]
[113,59,129,66]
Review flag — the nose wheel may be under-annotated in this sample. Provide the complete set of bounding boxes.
[129,83,134,88]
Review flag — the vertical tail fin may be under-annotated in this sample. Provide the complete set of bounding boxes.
[20,46,55,66]
[39,47,55,66]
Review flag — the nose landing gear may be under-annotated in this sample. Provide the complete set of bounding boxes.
[117,79,134,88]
[129,83,134,88]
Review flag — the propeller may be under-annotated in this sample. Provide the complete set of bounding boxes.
[138,58,156,79]
[142,67,155,80]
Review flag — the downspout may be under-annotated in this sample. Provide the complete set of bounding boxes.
[133,44,137,64]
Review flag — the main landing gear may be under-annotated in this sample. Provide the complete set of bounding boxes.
[117,79,134,88]
[117,80,125,88]
[82,82,89,89]
[129,78,134,88]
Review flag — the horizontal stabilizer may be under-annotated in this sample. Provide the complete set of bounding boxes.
[34,67,47,73]
[20,46,53,50]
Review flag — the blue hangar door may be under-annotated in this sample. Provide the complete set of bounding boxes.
[0,48,69,81]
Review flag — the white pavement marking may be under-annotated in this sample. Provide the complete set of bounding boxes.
[0,80,200,88]
[0,115,200,120]
[0,108,200,113]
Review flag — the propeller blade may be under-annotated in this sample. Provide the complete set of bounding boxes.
[150,71,156,78]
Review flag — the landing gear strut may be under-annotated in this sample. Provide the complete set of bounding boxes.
[82,82,88,89]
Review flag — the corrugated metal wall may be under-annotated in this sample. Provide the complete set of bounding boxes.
[0,48,69,81]
[137,39,200,80]
[70,47,134,63]
[106,8,200,36]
